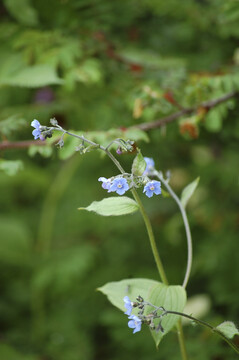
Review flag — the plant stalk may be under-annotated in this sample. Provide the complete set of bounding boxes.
[155,172,192,289]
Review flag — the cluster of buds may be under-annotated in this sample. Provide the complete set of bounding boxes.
[123,295,166,334]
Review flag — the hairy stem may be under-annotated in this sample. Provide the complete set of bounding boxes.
[163,311,239,355]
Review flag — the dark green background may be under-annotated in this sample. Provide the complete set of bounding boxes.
[0,1,238,359]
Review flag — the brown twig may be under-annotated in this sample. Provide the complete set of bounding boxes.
[0,140,46,150]
[136,90,238,131]
[0,91,238,151]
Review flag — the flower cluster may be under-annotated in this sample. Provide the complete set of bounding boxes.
[123,295,166,334]
[99,157,161,198]
[30,122,162,199]
[123,296,142,333]
[98,177,129,195]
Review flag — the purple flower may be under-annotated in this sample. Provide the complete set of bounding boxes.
[31,119,44,140]
[123,296,133,316]
[128,315,142,334]
[108,178,129,195]
[143,157,155,175]
[98,177,111,190]
[143,180,161,198]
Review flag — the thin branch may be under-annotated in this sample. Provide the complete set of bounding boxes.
[136,90,239,131]
[0,140,46,150]
[1,90,238,151]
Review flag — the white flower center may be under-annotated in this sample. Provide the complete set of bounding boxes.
[117,184,122,188]
[150,186,155,191]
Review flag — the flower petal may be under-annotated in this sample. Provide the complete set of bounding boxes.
[31,119,40,129]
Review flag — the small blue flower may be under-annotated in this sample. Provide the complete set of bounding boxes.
[128,315,142,334]
[108,178,129,195]
[123,296,133,316]
[143,180,161,198]
[143,157,155,175]
[98,177,111,190]
[31,119,44,140]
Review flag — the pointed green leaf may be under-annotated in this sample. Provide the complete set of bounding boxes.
[215,321,239,339]
[181,177,200,208]
[78,196,139,216]
[98,278,186,347]
[132,151,146,176]
[148,284,187,346]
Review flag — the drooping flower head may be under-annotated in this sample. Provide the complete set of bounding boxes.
[98,177,111,190]
[31,119,44,140]
[123,296,133,316]
[143,157,155,175]
[143,180,161,198]
[108,178,129,195]
[128,315,142,334]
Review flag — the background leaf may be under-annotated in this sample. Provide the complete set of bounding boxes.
[3,0,39,26]
[0,64,63,88]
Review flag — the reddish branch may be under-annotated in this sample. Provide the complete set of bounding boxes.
[0,90,238,151]
[135,90,238,131]
[0,139,46,150]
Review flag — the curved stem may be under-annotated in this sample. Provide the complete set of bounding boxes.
[155,171,192,289]
[163,311,239,355]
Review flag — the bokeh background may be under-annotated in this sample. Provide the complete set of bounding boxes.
[0,1,239,359]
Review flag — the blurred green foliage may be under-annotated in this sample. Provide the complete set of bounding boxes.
[0,0,239,359]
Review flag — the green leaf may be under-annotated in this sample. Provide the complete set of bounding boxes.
[0,160,23,176]
[74,59,102,84]
[131,150,146,176]
[98,278,186,347]
[3,0,39,26]
[215,321,239,339]
[205,108,223,132]
[98,278,159,311]
[79,196,139,216]
[124,128,149,143]
[148,283,187,346]
[0,64,63,88]
[28,145,53,158]
[181,177,200,208]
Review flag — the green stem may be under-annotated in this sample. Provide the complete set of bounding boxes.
[155,172,192,289]
[165,311,239,355]
[131,188,168,285]
[104,149,168,285]
[176,321,188,360]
